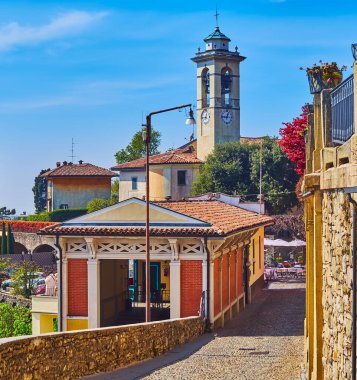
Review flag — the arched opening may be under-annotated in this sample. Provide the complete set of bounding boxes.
[33,244,56,254]
[13,242,28,255]
[201,68,210,108]
[32,245,57,271]
[221,67,232,107]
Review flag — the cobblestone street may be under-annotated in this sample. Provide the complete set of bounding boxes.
[89,279,305,380]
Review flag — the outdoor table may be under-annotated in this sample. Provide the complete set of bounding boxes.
[264,267,278,280]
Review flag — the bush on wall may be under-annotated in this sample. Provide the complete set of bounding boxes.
[27,208,87,222]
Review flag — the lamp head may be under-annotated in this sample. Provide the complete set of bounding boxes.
[185,108,196,125]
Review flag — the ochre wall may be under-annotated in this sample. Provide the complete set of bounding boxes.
[180,260,202,317]
[149,168,165,200]
[68,259,88,317]
[249,227,265,286]
[0,317,204,380]
[67,319,88,331]
[51,177,111,210]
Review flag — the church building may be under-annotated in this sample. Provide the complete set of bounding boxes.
[111,23,246,201]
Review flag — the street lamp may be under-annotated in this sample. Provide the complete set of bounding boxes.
[352,43,357,61]
[143,103,193,322]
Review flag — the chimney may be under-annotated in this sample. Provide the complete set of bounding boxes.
[165,195,172,202]
[68,162,73,165]
[78,160,83,165]
[63,161,67,165]
[56,162,61,167]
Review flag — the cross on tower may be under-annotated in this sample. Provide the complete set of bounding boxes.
[214,7,220,28]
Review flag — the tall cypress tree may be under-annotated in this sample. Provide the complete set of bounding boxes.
[1,223,7,254]
[6,224,14,254]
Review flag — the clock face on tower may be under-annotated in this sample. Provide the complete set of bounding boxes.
[221,110,233,125]
[201,109,210,124]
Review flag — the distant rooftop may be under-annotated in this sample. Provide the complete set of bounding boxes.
[41,162,117,178]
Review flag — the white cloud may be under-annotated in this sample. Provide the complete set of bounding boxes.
[0,11,109,51]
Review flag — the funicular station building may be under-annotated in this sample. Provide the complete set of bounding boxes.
[33,197,272,333]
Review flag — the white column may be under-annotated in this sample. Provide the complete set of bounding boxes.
[227,252,232,320]
[202,258,208,319]
[61,258,68,331]
[87,259,101,329]
[170,261,181,319]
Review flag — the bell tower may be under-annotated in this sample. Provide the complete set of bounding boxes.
[192,22,246,161]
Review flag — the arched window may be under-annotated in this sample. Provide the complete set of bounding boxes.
[202,68,210,107]
[221,68,232,107]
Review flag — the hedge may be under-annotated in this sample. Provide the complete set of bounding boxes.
[27,208,87,222]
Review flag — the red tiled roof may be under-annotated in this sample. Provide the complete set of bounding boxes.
[40,200,274,237]
[155,201,274,235]
[111,146,203,171]
[41,163,117,178]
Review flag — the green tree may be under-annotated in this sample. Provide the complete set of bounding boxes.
[0,303,32,338]
[87,198,117,213]
[11,261,40,298]
[32,168,50,213]
[192,138,299,214]
[250,138,299,214]
[114,127,161,164]
[111,179,119,202]
[6,224,14,254]
[1,223,7,254]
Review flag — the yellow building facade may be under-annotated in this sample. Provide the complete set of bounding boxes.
[304,55,357,379]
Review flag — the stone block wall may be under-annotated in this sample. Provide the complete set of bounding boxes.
[322,190,353,379]
[0,316,204,380]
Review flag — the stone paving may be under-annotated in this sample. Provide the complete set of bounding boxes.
[88,278,305,380]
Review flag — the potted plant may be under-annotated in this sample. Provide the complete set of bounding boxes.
[297,255,304,264]
[301,61,347,94]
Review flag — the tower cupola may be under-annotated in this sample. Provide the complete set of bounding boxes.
[204,26,231,51]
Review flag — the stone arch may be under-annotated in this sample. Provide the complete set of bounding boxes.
[32,244,56,254]
[13,242,29,255]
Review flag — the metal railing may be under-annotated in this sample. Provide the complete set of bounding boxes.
[331,75,354,144]
[128,289,170,310]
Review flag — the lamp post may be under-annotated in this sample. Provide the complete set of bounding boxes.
[143,103,195,322]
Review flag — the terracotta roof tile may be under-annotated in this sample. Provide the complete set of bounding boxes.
[41,163,117,178]
[111,146,203,170]
[40,200,274,237]
[155,200,274,235]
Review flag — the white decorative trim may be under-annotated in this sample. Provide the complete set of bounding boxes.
[67,242,88,254]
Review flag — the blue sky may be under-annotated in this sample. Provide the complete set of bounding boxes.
[1,0,356,213]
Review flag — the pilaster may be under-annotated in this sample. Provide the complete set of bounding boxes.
[87,259,101,329]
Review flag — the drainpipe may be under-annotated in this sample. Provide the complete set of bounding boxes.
[346,192,357,380]
[204,237,210,325]
[54,235,63,332]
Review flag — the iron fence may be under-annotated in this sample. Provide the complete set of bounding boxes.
[331,74,354,144]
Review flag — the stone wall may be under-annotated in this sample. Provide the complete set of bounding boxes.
[0,316,204,380]
[0,290,31,308]
[322,190,353,379]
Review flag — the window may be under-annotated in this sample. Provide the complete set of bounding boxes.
[177,171,186,186]
[202,68,210,107]
[221,68,232,107]
[131,177,138,190]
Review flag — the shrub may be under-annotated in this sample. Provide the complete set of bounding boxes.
[0,303,32,338]
[27,208,87,222]
[87,198,117,213]
[11,261,40,298]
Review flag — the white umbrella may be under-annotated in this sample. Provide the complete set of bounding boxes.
[264,238,306,247]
